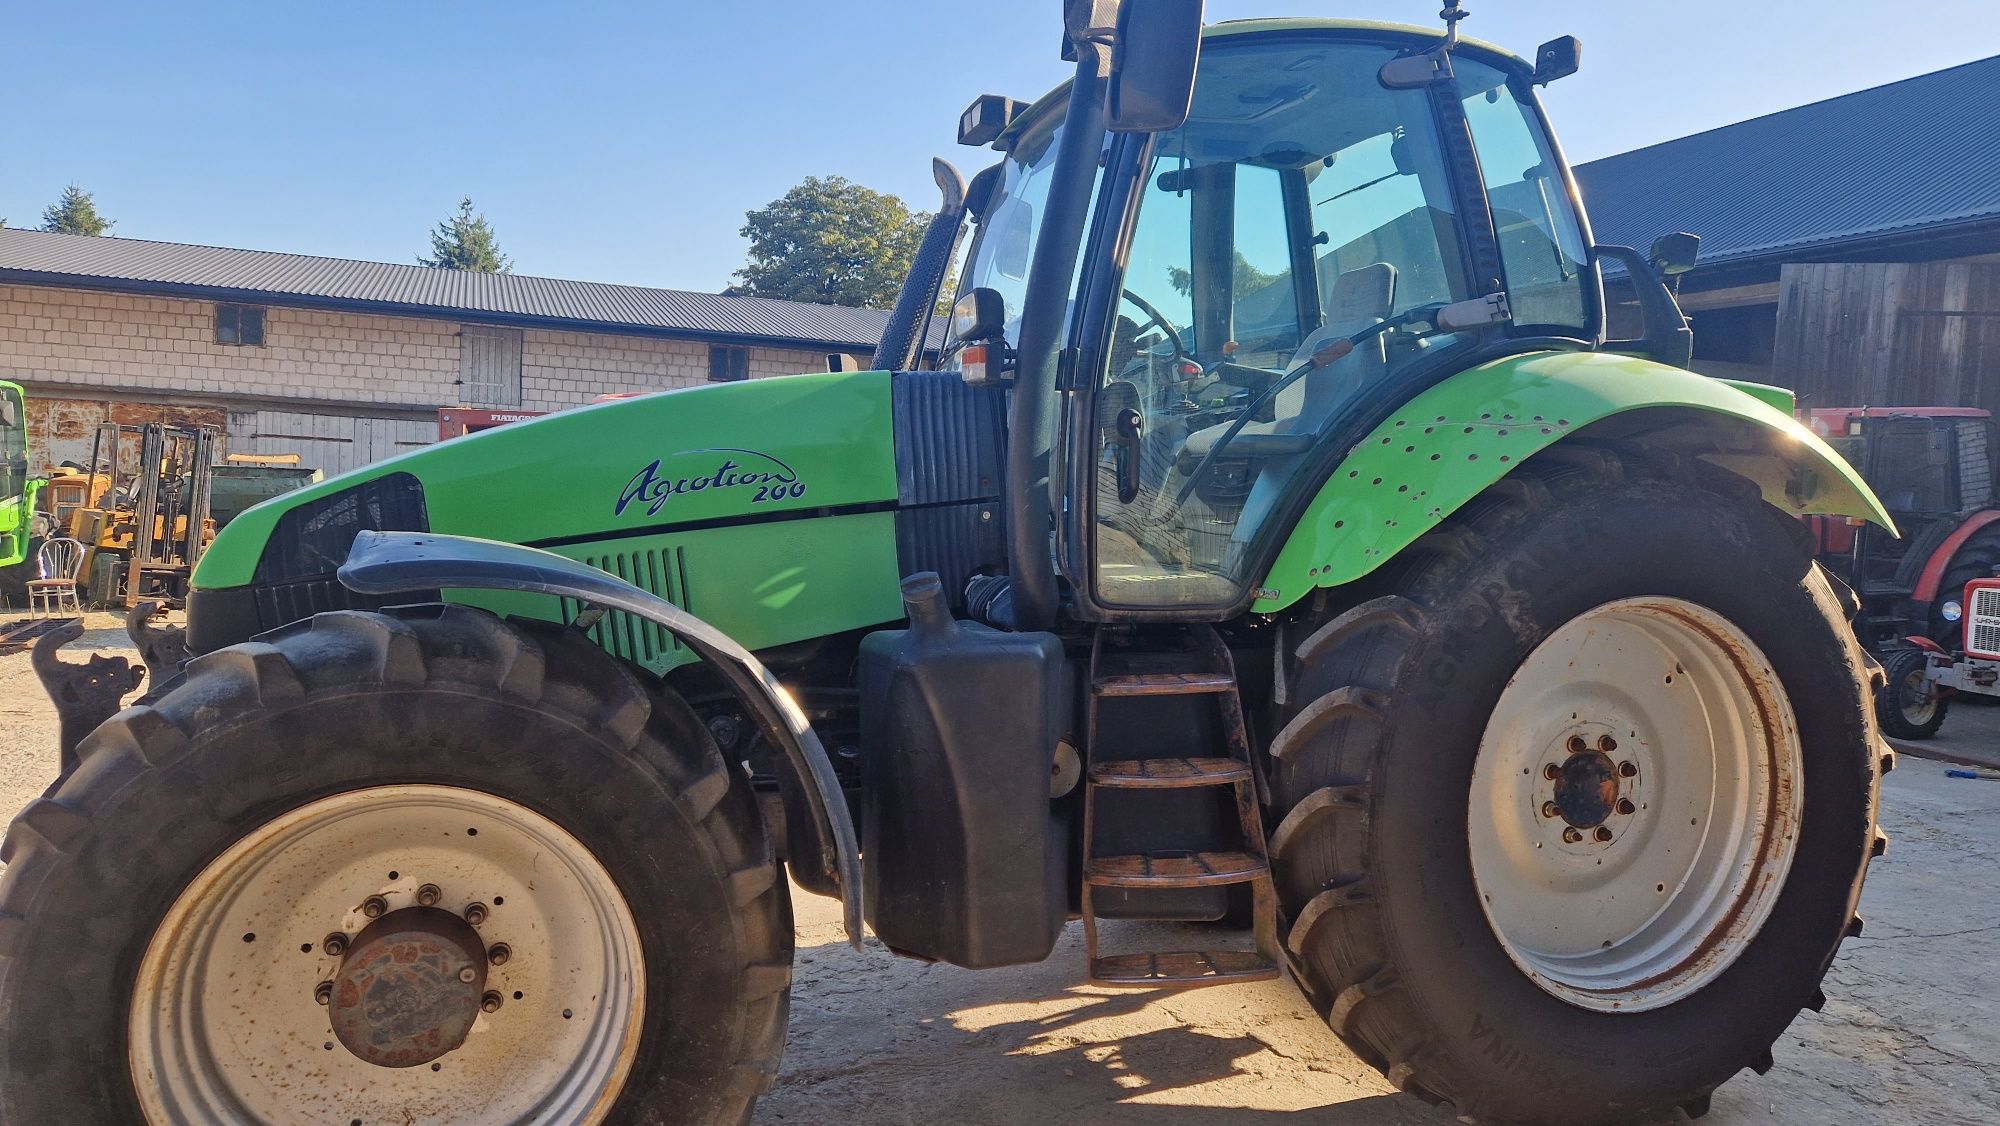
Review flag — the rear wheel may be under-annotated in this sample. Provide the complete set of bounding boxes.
[1267,446,1886,1125]
[0,605,792,1125]
[1877,647,1948,740]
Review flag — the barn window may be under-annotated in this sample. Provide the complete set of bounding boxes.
[708,345,750,382]
[460,325,524,406]
[214,304,265,346]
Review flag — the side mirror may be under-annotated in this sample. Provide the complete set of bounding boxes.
[1650,231,1701,276]
[1533,37,1581,85]
[0,397,15,428]
[1106,0,1204,134]
[952,288,1013,386]
[952,288,1007,344]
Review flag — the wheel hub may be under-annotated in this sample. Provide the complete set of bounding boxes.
[328,906,488,1068]
[1550,739,1619,829]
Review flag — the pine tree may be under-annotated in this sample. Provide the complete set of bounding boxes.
[39,185,113,236]
[419,197,511,273]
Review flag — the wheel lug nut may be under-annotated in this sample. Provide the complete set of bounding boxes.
[416,883,442,907]
[464,902,488,927]
[361,895,388,919]
[1561,827,1583,844]
[488,943,512,966]
[1542,763,1562,781]
[314,980,334,1006]
[323,932,349,957]
[1541,801,1561,819]
[1594,826,1614,843]
[1618,761,1639,778]
[481,990,504,1013]
[1598,734,1618,753]
[1566,735,1588,754]
[458,966,477,984]
[1617,798,1637,816]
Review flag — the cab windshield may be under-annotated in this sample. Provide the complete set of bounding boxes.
[952,107,1069,356]
[1091,35,1592,607]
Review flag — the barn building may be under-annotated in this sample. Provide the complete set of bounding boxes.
[0,227,894,476]
[1575,53,2000,414]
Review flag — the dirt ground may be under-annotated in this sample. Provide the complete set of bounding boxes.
[1,616,1996,1125]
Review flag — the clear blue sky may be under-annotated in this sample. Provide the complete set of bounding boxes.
[4,1,1988,294]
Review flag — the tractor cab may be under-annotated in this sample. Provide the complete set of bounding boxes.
[1806,406,2000,646]
[930,14,1678,625]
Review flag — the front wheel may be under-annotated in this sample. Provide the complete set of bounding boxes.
[0,605,792,1125]
[1877,646,1948,740]
[1267,446,1886,1125]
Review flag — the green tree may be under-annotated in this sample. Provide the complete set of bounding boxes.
[40,185,113,236]
[734,176,930,309]
[1167,251,1282,299]
[419,197,511,273]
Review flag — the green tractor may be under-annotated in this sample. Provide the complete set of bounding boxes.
[0,379,47,603]
[1,6,1897,1124]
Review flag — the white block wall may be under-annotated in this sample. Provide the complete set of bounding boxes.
[0,282,852,473]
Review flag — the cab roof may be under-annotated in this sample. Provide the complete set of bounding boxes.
[993,16,1532,149]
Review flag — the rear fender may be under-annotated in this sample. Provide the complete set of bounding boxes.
[338,529,865,948]
[1253,351,1895,614]
[1914,510,2000,603]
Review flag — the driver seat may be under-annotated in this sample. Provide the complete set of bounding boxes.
[1183,262,1397,457]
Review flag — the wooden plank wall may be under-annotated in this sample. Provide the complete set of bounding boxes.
[1773,262,2000,413]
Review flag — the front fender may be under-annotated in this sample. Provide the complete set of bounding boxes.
[338,529,865,948]
[1253,351,1895,614]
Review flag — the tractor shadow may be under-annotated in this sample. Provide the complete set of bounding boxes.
[762,911,1448,1124]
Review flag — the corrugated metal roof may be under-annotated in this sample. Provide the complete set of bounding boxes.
[1573,54,2000,271]
[0,226,898,350]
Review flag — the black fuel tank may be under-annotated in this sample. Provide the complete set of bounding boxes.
[858,572,1069,968]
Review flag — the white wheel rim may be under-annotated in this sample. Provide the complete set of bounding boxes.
[1468,598,1802,1012]
[130,785,645,1124]
[1898,666,1938,726]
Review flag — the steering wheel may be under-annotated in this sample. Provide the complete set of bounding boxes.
[1173,308,1438,506]
[1121,288,1191,370]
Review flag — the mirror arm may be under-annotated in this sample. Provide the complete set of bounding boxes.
[1594,245,1694,369]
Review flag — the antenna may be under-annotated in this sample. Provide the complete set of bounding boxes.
[1441,2,1468,50]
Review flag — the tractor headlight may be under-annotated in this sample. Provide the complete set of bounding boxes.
[1943,600,1963,623]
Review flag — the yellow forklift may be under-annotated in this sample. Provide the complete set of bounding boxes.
[41,422,216,608]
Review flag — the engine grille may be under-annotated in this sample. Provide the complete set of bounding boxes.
[254,472,428,583]
[558,545,689,666]
[1969,582,2000,659]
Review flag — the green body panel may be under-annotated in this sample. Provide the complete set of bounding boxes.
[0,486,38,570]
[1717,378,1798,415]
[1,379,35,569]
[194,370,907,671]
[1251,351,1895,614]
[449,510,905,673]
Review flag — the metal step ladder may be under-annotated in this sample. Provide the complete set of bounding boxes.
[1081,625,1280,986]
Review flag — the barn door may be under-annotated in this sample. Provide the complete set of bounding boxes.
[460,326,524,406]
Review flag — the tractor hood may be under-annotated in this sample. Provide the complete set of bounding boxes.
[195,370,901,590]
[187,369,1005,670]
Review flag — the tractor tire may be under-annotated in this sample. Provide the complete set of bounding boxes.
[1266,444,1886,1126]
[0,604,792,1126]
[1877,647,1948,740]
[1932,525,2000,645]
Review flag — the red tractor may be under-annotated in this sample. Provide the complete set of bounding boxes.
[1805,407,2000,736]
[1882,577,2000,737]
